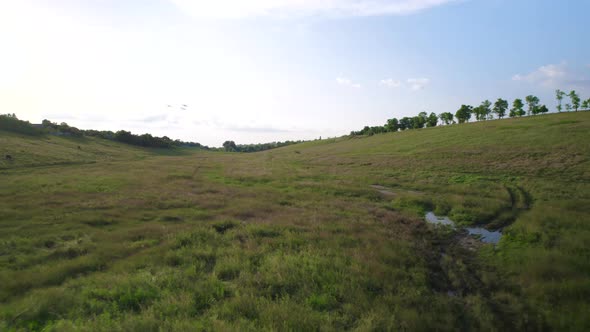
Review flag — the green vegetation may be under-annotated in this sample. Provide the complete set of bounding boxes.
[569,90,581,112]
[493,98,509,119]
[0,115,209,150]
[0,114,43,136]
[556,89,566,113]
[510,98,526,117]
[222,140,304,153]
[0,114,303,153]
[1,112,589,330]
[351,90,588,137]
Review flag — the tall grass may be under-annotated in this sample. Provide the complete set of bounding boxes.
[0,112,589,330]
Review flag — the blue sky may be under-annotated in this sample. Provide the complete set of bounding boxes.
[1,0,588,146]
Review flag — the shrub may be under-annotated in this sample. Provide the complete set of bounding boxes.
[0,114,42,136]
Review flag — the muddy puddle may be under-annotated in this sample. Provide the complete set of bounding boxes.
[425,211,502,244]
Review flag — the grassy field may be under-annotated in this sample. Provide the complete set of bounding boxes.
[0,112,589,331]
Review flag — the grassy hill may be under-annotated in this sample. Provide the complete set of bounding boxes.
[0,132,192,170]
[0,112,588,331]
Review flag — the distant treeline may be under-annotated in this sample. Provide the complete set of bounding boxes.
[221,140,303,152]
[0,114,303,153]
[0,114,43,136]
[351,90,590,136]
[0,114,209,150]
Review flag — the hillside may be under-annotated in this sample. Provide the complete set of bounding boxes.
[0,131,196,170]
[0,112,589,331]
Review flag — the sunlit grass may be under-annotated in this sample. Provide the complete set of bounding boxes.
[0,112,589,330]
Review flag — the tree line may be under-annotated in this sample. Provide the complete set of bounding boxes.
[0,115,210,150]
[221,140,303,153]
[0,114,44,136]
[350,90,589,136]
[4,88,589,152]
[0,114,304,153]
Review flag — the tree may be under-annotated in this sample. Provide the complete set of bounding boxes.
[399,117,412,130]
[537,105,549,114]
[510,99,525,117]
[525,95,540,116]
[426,112,438,127]
[493,98,508,119]
[472,106,483,121]
[438,112,454,125]
[455,105,473,124]
[411,112,428,129]
[114,130,133,143]
[472,100,492,121]
[0,113,43,136]
[565,103,572,112]
[223,140,237,152]
[582,98,590,111]
[370,126,386,135]
[481,100,492,120]
[385,118,399,132]
[569,90,580,112]
[411,116,424,129]
[42,119,53,127]
[556,89,565,112]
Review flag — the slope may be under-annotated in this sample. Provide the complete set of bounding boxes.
[0,112,588,331]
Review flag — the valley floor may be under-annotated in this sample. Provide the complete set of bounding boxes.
[1,112,589,331]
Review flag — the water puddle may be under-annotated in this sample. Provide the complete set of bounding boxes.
[425,211,502,244]
[425,212,454,226]
[465,227,502,244]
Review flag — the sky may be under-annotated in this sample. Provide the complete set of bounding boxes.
[1,0,589,147]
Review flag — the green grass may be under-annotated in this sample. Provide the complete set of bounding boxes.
[0,112,589,331]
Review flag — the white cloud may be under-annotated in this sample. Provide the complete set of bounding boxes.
[170,0,458,19]
[407,78,430,91]
[380,78,402,88]
[512,63,567,87]
[512,62,590,90]
[336,77,361,88]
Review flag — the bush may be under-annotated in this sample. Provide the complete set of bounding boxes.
[0,114,42,136]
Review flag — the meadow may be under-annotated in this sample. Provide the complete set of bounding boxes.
[0,112,589,331]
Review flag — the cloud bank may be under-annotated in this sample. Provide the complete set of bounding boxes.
[513,62,590,89]
[512,63,567,87]
[170,0,458,19]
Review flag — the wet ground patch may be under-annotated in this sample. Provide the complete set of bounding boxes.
[425,211,502,244]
